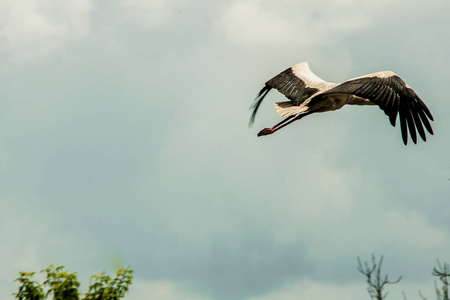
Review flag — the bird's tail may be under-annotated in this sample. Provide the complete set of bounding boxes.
[275,101,309,117]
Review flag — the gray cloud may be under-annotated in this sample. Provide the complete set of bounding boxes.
[1,1,450,299]
[0,0,94,60]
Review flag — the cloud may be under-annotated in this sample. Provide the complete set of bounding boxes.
[217,0,374,50]
[383,210,449,250]
[248,280,367,300]
[249,278,442,300]
[127,280,210,300]
[118,0,186,28]
[216,0,445,51]
[134,40,449,295]
[0,0,94,60]
[1,1,449,300]
[0,196,102,300]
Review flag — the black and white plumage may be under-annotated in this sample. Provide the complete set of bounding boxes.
[250,62,434,145]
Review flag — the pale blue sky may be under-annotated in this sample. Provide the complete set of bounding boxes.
[1,0,449,299]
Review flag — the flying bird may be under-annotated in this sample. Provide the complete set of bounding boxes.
[250,62,434,145]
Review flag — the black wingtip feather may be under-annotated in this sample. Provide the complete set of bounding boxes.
[404,102,417,144]
[399,109,408,145]
[389,112,397,127]
[249,86,271,127]
[410,90,434,121]
[416,106,434,135]
[409,100,427,142]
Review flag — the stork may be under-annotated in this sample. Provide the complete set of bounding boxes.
[250,62,434,145]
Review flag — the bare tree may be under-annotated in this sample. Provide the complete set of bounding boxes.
[432,261,450,300]
[357,255,403,300]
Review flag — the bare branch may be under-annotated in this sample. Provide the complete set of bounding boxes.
[432,261,450,300]
[357,255,402,300]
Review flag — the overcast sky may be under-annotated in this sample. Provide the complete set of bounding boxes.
[1,0,450,299]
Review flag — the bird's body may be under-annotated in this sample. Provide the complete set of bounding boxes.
[250,62,434,145]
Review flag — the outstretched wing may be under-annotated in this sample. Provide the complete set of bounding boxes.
[309,72,434,145]
[249,62,323,126]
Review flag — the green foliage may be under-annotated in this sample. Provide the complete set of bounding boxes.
[42,265,80,300]
[13,272,45,300]
[14,265,133,300]
[84,268,134,300]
